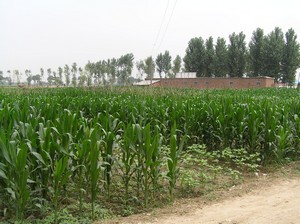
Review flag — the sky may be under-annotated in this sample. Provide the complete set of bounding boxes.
[0,0,300,78]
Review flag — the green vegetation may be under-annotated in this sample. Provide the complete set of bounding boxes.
[0,87,300,223]
[1,27,299,87]
[184,27,300,84]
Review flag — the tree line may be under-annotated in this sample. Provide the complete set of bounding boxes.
[184,27,300,84]
[1,27,299,86]
[0,52,182,86]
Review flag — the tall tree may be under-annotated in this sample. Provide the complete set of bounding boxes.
[262,27,285,82]
[100,60,107,85]
[13,70,20,84]
[52,71,58,86]
[71,62,77,86]
[144,56,156,81]
[228,32,247,77]
[32,74,41,85]
[117,53,134,85]
[58,67,63,85]
[64,64,70,86]
[183,37,206,77]
[156,53,164,78]
[78,67,86,86]
[47,68,54,85]
[205,36,215,77]
[248,28,265,76]
[47,68,52,81]
[85,61,94,86]
[94,61,102,85]
[214,37,228,77]
[162,50,172,78]
[107,58,117,85]
[7,70,12,85]
[136,60,145,80]
[282,28,300,85]
[25,69,32,86]
[0,70,3,84]
[40,68,44,82]
[171,55,182,77]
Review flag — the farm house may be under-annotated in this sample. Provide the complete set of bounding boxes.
[134,73,275,89]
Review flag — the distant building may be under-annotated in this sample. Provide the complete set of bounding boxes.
[134,73,275,89]
[175,72,197,78]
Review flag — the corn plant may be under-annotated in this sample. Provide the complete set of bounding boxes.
[87,128,101,220]
[166,124,186,201]
[0,131,30,222]
[138,123,162,207]
[1,86,300,222]
[120,123,138,203]
[98,112,121,198]
[52,156,70,224]
[149,125,163,200]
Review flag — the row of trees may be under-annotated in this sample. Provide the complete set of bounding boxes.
[0,54,135,86]
[1,27,299,86]
[0,51,182,86]
[136,51,182,80]
[184,27,300,84]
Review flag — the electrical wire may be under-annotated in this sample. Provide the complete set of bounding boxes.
[157,0,178,51]
[151,0,170,56]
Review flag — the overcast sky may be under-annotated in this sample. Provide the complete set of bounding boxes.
[0,0,300,76]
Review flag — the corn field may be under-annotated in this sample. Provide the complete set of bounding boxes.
[0,87,300,222]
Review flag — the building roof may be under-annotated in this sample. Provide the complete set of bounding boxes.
[133,80,160,86]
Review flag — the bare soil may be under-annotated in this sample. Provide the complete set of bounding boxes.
[99,162,300,224]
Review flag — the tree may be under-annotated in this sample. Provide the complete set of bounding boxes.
[205,36,215,77]
[25,69,32,86]
[100,60,107,85]
[13,70,21,85]
[136,60,145,80]
[93,61,106,85]
[85,61,94,86]
[171,55,182,77]
[282,28,300,85]
[40,68,44,84]
[248,28,265,76]
[162,50,172,78]
[0,71,10,85]
[228,32,247,77]
[46,68,53,85]
[52,71,58,86]
[144,56,156,81]
[47,75,54,85]
[106,58,117,85]
[117,53,134,85]
[183,37,206,77]
[262,27,285,82]
[214,37,228,77]
[64,65,70,86]
[78,67,87,86]
[156,53,164,78]
[58,67,63,86]
[7,70,12,85]
[71,62,77,86]
[32,74,41,85]
[0,70,3,84]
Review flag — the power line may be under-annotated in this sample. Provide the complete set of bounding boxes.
[151,0,170,56]
[157,0,178,51]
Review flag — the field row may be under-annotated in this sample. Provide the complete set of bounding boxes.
[0,87,299,222]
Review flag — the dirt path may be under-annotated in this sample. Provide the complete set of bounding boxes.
[101,176,300,224]
[146,178,300,224]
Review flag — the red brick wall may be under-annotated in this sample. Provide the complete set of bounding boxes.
[151,77,275,89]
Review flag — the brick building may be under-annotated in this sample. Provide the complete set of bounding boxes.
[135,74,275,89]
